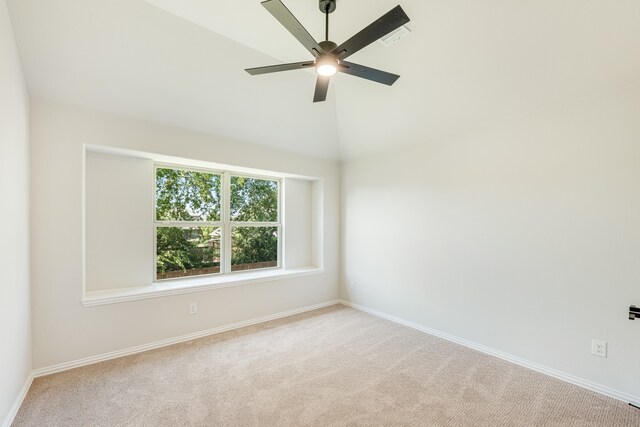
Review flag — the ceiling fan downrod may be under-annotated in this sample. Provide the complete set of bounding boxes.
[319,0,336,42]
[318,0,337,53]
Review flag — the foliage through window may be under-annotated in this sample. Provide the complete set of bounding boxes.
[155,166,280,280]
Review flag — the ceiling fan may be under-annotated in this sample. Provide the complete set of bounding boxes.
[245,0,410,102]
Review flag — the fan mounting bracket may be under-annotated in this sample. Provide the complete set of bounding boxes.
[319,0,336,14]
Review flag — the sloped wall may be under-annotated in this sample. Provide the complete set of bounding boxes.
[0,0,31,424]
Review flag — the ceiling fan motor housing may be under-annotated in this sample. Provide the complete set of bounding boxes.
[319,0,336,14]
[318,40,337,53]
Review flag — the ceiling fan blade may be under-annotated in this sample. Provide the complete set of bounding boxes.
[332,5,410,60]
[339,61,400,86]
[262,0,322,57]
[245,61,315,75]
[313,75,330,103]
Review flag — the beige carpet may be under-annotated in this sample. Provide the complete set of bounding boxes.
[13,305,640,426]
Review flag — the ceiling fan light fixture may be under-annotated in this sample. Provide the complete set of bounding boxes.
[245,0,410,102]
[316,56,339,76]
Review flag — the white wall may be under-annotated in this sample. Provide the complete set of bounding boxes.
[30,99,340,369]
[0,0,31,423]
[283,178,313,269]
[86,151,153,291]
[341,85,640,400]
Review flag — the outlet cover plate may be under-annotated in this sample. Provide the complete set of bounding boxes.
[591,339,607,358]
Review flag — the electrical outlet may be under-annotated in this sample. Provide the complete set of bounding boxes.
[189,303,197,315]
[591,339,607,358]
[349,280,356,290]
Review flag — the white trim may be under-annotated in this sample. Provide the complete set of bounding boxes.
[2,373,34,427]
[222,171,231,273]
[81,145,88,303]
[229,221,279,227]
[156,221,223,227]
[281,178,287,269]
[34,300,340,377]
[338,300,640,408]
[82,267,323,306]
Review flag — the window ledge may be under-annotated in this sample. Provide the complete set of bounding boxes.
[82,267,323,307]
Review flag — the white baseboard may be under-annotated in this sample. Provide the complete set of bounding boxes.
[338,299,640,408]
[17,298,639,422]
[2,373,34,427]
[33,300,340,378]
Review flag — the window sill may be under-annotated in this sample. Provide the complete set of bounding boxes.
[81,267,323,307]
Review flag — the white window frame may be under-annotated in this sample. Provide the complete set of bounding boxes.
[153,163,282,282]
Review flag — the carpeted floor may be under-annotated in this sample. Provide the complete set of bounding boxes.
[13,305,640,426]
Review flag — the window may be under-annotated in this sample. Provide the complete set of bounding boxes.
[154,165,280,281]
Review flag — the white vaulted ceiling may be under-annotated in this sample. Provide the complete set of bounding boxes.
[7,0,640,160]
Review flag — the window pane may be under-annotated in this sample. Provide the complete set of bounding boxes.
[231,227,278,272]
[156,226,221,280]
[230,176,278,222]
[156,168,221,221]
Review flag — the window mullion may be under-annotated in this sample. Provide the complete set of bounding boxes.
[278,178,283,269]
[229,221,280,227]
[155,221,222,227]
[222,172,232,274]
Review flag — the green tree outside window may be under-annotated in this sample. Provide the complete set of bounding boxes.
[155,167,279,279]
